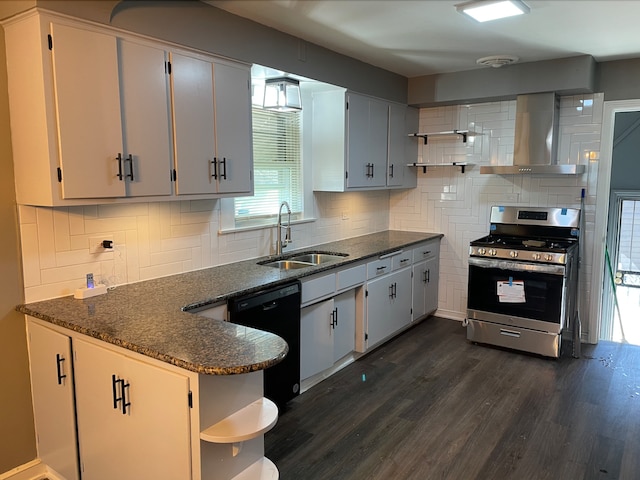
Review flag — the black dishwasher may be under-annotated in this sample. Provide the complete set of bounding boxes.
[228,281,301,407]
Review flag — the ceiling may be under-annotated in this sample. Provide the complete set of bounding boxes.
[203,0,640,78]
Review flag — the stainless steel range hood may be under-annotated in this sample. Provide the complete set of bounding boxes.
[480,93,585,175]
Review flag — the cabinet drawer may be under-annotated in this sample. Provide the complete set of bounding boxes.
[301,273,336,305]
[367,258,392,280]
[336,263,366,291]
[413,241,439,263]
[392,252,412,271]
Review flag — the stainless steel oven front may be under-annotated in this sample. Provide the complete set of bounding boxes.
[466,255,576,357]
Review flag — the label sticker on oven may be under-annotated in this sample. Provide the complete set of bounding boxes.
[497,280,526,303]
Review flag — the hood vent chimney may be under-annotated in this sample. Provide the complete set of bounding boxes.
[480,92,585,175]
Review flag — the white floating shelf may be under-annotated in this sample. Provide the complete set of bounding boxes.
[231,457,279,480]
[408,130,479,144]
[200,397,278,443]
[407,162,473,173]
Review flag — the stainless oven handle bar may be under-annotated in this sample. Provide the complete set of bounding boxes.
[468,257,565,275]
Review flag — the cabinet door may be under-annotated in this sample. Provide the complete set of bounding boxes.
[213,62,253,194]
[346,93,370,188]
[387,103,405,187]
[50,23,125,199]
[118,39,173,197]
[368,97,390,186]
[412,259,428,321]
[366,275,393,347]
[333,290,356,362]
[73,339,191,480]
[346,93,388,188]
[27,321,79,480]
[367,269,411,347]
[388,103,418,188]
[424,255,440,315]
[171,52,217,195]
[389,268,412,333]
[300,299,335,380]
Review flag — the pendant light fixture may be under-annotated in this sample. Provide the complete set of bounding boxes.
[263,77,302,112]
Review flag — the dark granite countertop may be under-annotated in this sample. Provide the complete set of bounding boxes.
[18,230,442,375]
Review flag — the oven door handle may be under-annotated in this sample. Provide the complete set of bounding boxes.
[468,257,565,275]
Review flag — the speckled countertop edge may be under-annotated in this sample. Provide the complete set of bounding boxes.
[18,230,442,375]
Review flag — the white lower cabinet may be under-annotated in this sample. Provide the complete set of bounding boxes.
[73,338,191,480]
[26,316,277,480]
[300,290,356,381]
[26,321,79,480]
[412,240,441,321]
[366,266,412,348]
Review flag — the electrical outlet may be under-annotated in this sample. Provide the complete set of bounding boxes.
[89,235,114,254]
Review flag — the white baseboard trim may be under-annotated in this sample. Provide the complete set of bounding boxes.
[0,460,63,480]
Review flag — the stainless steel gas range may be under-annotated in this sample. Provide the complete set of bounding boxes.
[466,206,580,358]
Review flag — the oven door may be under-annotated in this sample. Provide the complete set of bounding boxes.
[467,257,567,332]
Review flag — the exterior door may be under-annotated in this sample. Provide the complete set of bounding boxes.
[604,194,640,344]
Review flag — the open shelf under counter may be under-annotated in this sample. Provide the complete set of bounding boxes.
[200,397,278,443]
[407,162,473,173]
[231,457,279,480]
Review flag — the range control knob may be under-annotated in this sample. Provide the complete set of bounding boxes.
[545,254,554,262]
[478,248,486,255]
[532,253,541,261]
[510,250,518,258]
[489,248,497,256]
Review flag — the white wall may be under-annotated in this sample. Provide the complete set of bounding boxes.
[18,190,389,303]
[390,94,603,339]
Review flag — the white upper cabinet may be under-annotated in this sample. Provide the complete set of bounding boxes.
[117,38,173,197]
[171,52,253,196]
[311,89,416,191]
[387,103,418,188]
[49,22,126,199]
[3,11,251,206]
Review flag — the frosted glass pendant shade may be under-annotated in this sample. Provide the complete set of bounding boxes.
[263,77,302,112]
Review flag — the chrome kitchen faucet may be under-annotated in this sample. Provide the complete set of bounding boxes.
[276,201,292,255]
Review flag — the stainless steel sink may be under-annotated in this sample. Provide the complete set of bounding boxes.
[258,251,348,269]
[287,253,347,264]
[260,260,315,270]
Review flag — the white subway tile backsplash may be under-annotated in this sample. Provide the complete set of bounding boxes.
[20,223,41,288]
[391,94,602,335]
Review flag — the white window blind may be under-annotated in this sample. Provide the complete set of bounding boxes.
[234,107,303,223]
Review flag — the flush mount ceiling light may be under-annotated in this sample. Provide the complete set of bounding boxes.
[456,0,530,22]
[263,77,302,112]
[476,55,520,67]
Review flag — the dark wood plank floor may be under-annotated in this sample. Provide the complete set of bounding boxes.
[265,316,640,480]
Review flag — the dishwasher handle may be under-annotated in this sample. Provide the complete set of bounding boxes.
[262,301,279,311]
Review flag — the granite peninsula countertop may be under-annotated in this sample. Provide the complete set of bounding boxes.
[18,230,442,376]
